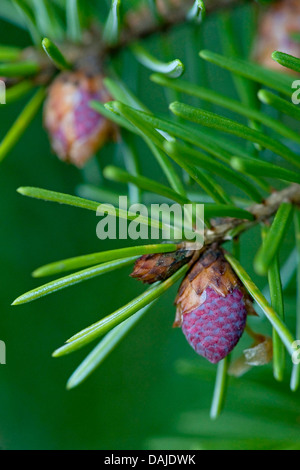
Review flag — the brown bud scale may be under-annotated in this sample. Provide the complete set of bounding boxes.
[130,246,200,284]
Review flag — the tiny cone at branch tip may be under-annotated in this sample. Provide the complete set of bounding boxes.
[44,70,118,168]
[253,0,300,72]
[174,245,253,364]
[130,244,201,284]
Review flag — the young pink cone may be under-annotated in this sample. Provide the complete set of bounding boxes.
[44,70,117,167]
[174,246,253,364]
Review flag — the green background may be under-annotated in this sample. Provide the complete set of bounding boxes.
[0,2,299,450]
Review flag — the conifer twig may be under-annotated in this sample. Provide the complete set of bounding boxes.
[117,0,242,52]
[205,184,300,246]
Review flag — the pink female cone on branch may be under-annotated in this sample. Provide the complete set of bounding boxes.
[174,245,254,364]
[131,244,255,364]
[44,70,117,167]
[253,0,300,72]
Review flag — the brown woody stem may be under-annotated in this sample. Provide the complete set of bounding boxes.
[205,184,300,246]
[22,1,245,81]
[112,0,244,53]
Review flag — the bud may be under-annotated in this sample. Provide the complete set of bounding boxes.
[253,0,300,72]
[131,245,200,284]
[174,245,250,364]
[44,70,117,167]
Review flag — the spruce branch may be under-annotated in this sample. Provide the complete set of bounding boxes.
[4,0,244,87]
[205,184,300,246]
[5,0,300,415]
[17,183,300,250]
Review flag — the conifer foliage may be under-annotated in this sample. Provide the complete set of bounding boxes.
[1,0,300,419]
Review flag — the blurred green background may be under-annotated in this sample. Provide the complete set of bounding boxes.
[0,1,299,450]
